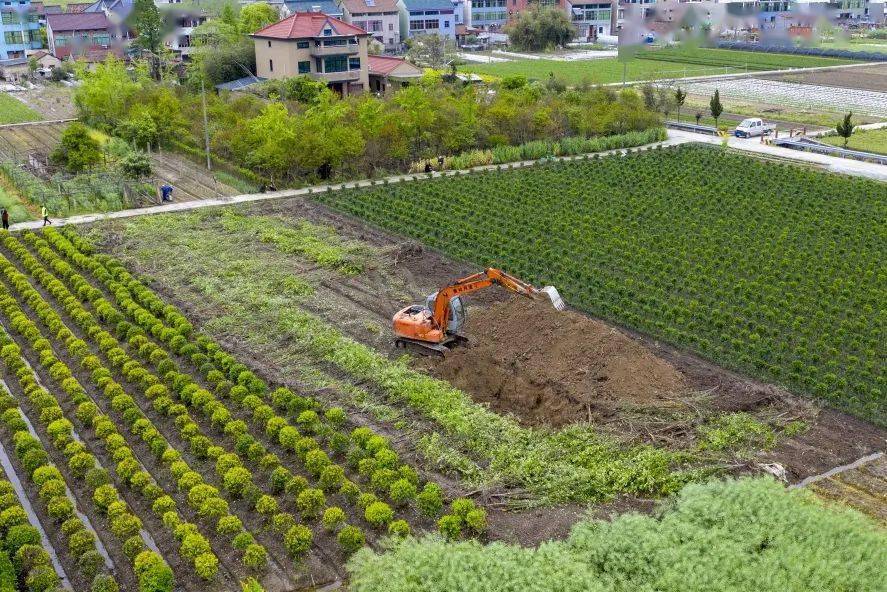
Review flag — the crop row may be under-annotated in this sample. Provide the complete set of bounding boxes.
[4,229,488,555]
[0,462,75,592]
[0,271,208,590]
[0,319,171,592]
[316,144,885,426]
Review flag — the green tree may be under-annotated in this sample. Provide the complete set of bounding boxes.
[505,5,575,52]
[189,19,257,85]
[709,89,723,129]
[130,0,165,79]
[50,123,103,173]
[244,103,299,181]
[835,112,854,147]
[405,34,456,69]
[238,2,278,34]
[74,58,146,130]
[674,87,686,122]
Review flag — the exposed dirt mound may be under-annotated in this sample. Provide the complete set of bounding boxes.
[423,298,687,427]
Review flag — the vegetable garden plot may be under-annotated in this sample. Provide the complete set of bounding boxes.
[680,78,887,118]
[316,144,886,427]
[0,227,483,592]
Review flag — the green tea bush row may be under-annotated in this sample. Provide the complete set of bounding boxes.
[0,334,124,591]
[0,261,218,581]
[0,465,68,592]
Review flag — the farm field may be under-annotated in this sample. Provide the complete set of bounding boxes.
[0,225,480,592]
[0,156,881,590]
[678,78,887,119]
[72,180,887,590]
[85,188,885,503]
[0,94,42,126]
[0,122,239,206]
[819,127,887,155]
[459,47,859,85]
[315,144,885,427]
[763,62,887,93]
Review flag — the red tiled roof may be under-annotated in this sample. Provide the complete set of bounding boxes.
[252,12,368,39]
[368,55,415,76]
[47,12,110,31]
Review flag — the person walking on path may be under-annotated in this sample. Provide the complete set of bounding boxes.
[41,205,51,226]
[1,208,8,230]
[160,183,174,203]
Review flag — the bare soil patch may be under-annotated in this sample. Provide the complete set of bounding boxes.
[422,298,687,428]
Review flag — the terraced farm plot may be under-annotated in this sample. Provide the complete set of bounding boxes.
[0,94,42,125]
[316,144,886,427]
[0,122,238,203]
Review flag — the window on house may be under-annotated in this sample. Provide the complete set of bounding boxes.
[444,20,449,27]
[324,38,347,46]
[323,28,332,36]
[296,40,309,48]
[323,55,348,72]
[269,59,273,72]
[1,11,17,24]
[388,22,393,30]
[267,40,271,47]
[348,56,360,69]
[3,31,24,44]
[298,60,310,73]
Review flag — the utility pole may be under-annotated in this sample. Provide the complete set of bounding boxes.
[201,77,211,171]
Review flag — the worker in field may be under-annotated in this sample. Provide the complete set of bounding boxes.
[41,205,51,226]
[1,208,8,230]
[160,183,174,203]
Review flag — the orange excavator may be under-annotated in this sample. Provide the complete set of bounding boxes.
[392,268,566,355]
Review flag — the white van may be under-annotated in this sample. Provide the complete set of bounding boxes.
[734,118,775,138]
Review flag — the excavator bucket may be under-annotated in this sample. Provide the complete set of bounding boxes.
[541,286,566,311]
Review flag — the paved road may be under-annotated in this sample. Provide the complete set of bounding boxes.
[667,129,887,181]
[9,129,884,232]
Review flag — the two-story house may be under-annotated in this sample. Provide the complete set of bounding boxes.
[398,0,455,38]
[252,12,370,95]
[339,0,401,50]
[1,0,42,60]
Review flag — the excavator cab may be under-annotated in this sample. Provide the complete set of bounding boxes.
[426,292,465,334]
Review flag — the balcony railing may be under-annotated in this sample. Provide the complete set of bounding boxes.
[311,43,360,56]
[313,69,360,82]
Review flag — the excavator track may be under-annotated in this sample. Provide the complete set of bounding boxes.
[393,334,469,357]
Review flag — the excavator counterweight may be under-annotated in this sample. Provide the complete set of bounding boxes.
[392,268,565,355]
